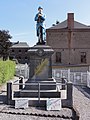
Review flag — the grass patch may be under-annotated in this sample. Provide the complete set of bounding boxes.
[0,60,16,85]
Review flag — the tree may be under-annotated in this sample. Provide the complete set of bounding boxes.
[0,30,12,60]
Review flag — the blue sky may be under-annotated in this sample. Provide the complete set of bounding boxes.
[0,0,90,46]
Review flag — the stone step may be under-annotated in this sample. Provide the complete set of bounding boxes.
[24,84,56,90]
[20,90,61,98]
[24,78,56,90]
[14,90,61,98]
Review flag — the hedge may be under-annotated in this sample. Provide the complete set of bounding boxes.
[0,60,16,85]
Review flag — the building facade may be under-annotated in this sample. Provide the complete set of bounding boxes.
[46,13,90,70]
[9,42,30,64]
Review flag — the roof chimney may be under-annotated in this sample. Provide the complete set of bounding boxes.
[67,13,74,29]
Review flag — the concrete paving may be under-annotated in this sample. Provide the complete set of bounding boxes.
[73,86,90,120]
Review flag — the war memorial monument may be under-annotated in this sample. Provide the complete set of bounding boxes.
[7,7,73,111]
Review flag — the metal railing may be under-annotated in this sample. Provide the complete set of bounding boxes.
[7,78,67,100]
[12,82,66,99]
[52,69,90,88]
[7,77,73,108]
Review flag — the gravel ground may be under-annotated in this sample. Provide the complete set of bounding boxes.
[73,86,90,120]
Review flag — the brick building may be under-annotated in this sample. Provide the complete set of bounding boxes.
[9,42,30,64]
[46,13,90,71]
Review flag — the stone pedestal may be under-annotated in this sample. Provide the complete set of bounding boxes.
[19,45,60,107]
[28,45,54,79]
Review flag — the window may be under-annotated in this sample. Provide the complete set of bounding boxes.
[56,52,61,63]
[81,52,86,63]
[18,56,21,59]
[19,50,21,52]
[12,50,14,52]
[25,50,28,52]
[25,56,28,59]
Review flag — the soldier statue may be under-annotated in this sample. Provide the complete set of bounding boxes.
[35,6,45,45]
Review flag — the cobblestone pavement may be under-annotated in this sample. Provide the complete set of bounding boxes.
[0,105,73,118]
[0,112,72,120]
[0,104,73,120]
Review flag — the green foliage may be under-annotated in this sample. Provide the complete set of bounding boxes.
[0,60,16,85]
[0,30,12,60]
[35,59,48,75]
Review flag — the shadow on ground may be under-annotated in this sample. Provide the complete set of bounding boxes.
[0,93,7,104]
[76,86,90,99]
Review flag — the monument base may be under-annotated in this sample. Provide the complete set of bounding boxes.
[13,44,61,108]
[36,41,45,45]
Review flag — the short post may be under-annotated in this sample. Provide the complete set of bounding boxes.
[7,81,12,105]
[62,77,66,90]
[68,69,70,82]
[67,82,73,108]
[19,76,24,89]
[38,83,40,104]
[48,57,52,78]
